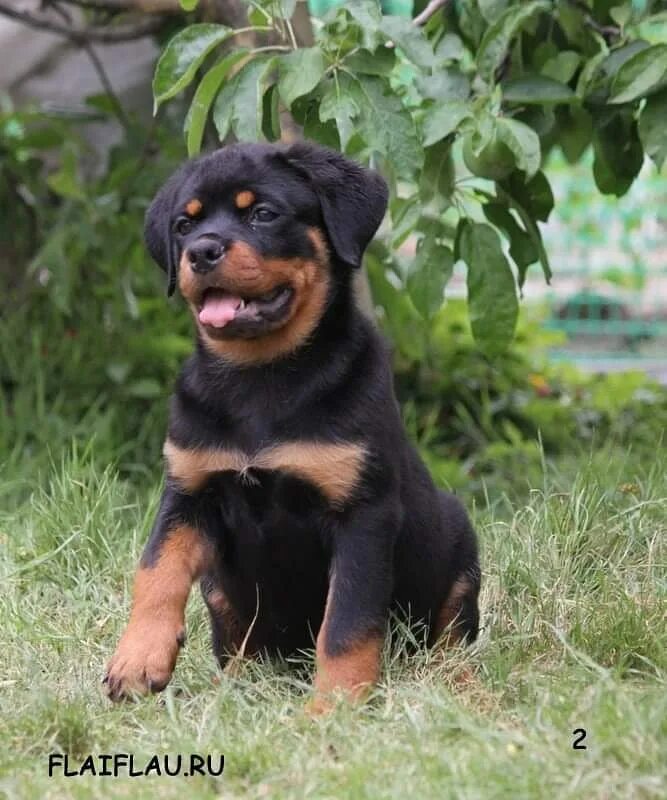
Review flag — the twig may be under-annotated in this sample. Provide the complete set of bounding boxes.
[413,0,452,26]
[0,2,163,41]
[566,0,620,41]
[81,40,132,131]
[45,0,179,10]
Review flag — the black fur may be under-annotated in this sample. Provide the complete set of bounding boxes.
[140,142,480,667]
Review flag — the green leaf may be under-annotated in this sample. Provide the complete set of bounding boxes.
[416,68,470,102]
[278,47,326,108]
[477,1,549,84]
[459,221,518,355]
[541,51,581,84]
[610,43,667,103]
[365,247,425,361]
[127,378,162,399]
[497,172,552,281]
[179,0,199,9]
[379,16,434,69]
[346,47,396,75]
[458,0,487,47]
[558,106,593,163]
[262,83,281,141]
[479,0,509,24]
[347,75,423,179]
[592,111,643,196]
[346,0,384,49]
[407,240,453,319]
[502,75,575,104]
[185,51,248,156]
[495,118,541,177]
[483,202,538,287]
[419,141,455,202]
[581,41,649,103]
[319,76,359,149]
[47,149,85,200]
[500,170,553,222]
[153,24,234,110]
[422,101,471,146]
[434,33,465,63]
[304,112,340,149]
[213,56,275,142]
[638,88,667,169]
[390,196,421,248]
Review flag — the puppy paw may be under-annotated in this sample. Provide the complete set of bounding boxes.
[103,622,185,701]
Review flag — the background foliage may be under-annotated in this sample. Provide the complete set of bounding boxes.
[155,0,667,355]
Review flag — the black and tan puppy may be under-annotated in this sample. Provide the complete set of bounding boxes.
[104,142,480,711]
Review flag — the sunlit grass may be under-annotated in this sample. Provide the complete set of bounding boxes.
[0,445,665,799]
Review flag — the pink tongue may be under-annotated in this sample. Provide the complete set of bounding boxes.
[198,293,242,328]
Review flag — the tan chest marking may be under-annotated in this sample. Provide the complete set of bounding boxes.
[163,439,367,507]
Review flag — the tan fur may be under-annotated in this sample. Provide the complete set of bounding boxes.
[105,526,210,696]
[234,190,255,209]
[308,572,382,714]
[176,239,330,365]
[163,439,367,507]
[185,198,202,216]
[206,587,246,653]
[431,576,471,645]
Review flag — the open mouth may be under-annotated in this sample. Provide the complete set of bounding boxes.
[197,285,294,339]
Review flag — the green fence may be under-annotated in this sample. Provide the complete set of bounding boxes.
[539,152,667,378]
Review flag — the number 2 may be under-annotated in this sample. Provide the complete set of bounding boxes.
[572,728,587,750]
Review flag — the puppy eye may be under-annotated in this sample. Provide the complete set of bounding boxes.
[251,206,278,224]
[174,217,193,236]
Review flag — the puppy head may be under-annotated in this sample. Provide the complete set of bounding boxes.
[145,142,387,364]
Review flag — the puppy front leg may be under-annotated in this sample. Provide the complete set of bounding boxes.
[309,510,396,715]
[104,490,210,700]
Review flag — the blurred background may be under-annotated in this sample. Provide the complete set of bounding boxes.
[1,0,666,506]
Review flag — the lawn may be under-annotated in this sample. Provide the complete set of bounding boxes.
[1,442,665,799]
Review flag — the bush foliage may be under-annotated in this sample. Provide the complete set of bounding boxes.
[156,0,667,353]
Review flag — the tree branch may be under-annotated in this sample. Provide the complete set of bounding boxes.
[46,0,180,11]
[0,2,164,41]
[413,0,452,27]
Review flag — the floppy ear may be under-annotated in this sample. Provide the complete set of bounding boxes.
[280,142,388,269]
[144,173,183,297]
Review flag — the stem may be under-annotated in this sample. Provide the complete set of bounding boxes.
[81,41,132,133]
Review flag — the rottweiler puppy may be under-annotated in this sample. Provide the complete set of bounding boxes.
[104,142,480,711]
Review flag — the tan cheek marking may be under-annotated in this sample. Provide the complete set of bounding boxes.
[164,439,366,505]
[185,198,202,216]
[307,227,329,264]
[235,190,255,209]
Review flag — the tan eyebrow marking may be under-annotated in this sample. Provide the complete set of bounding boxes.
[234,190,255,209]
[185,198,202,216]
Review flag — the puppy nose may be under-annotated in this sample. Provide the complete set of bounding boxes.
[187,237,224,274]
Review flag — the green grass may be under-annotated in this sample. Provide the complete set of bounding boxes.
[0,444,665,800]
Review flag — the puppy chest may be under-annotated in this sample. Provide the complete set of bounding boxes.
[163,438,367,508]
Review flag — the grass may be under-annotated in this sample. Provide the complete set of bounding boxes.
[0,442,665,800]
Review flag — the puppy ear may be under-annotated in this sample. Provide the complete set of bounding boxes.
[280,143,388,269]
[144,174,182,297]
